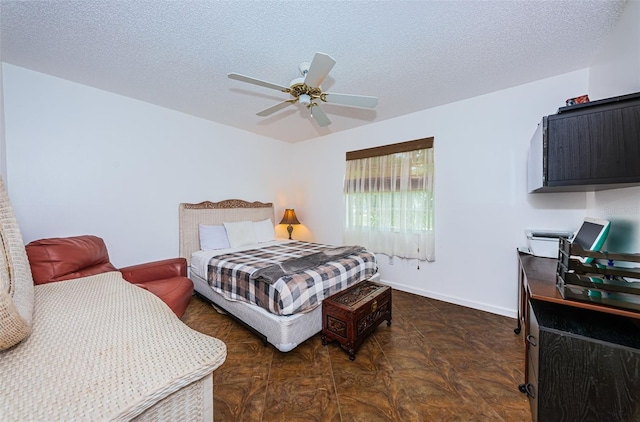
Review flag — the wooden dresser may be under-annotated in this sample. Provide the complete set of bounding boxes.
[321,280,391,360]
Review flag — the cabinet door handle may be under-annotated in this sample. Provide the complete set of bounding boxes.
[525,383,536,399]
[526,334,537,347]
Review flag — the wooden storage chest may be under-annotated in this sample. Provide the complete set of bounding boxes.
[321,280,391,360]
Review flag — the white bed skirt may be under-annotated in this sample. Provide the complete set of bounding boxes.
[190,272,379,352]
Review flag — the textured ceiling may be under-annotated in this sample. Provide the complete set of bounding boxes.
[0,0,628,143]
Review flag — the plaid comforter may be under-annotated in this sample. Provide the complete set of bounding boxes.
[206,241,377,315]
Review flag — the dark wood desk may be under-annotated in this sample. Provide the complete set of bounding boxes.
[517,252,640,330]
[516,252,640,421]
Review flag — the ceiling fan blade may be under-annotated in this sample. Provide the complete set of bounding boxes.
[304,52,336,88]
[228,73,289,92]
[323,92,378,108]
[310,103,331,127]
[256,100,296,117]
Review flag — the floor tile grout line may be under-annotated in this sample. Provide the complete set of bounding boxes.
[326,344,343,421]
[258,346,272,422]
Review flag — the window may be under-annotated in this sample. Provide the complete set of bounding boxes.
[343,138,434,261]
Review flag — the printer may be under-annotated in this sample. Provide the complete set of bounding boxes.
[524,230,574,258]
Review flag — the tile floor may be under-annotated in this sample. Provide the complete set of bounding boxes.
[182,289,531,421]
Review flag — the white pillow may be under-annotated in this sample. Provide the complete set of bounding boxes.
[198,224,230,250]
[223,221,258,248]
[253,218,275,243]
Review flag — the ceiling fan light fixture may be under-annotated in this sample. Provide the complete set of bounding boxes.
[299,94,311,105]
[228,52,377,128]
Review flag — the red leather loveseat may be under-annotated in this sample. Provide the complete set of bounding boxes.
[25,235,193,318]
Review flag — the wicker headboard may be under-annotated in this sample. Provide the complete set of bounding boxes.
[178,199,275,265]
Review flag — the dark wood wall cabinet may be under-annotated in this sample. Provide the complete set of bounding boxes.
[528,92,640,192]
[517,253,640,421]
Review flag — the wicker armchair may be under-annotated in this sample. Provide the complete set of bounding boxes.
[0,177,226,420]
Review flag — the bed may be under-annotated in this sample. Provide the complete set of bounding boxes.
[178,199,378,352]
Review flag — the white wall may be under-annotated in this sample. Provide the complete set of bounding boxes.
[291,71,590,317]
[588,0,640,101]
[4,63,590,318]
[0,62,5,182]
[585,0,640,255]
[0,14,5,182]
[2,64,290,266]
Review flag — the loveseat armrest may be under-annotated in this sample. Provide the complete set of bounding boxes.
[120,257,188,284]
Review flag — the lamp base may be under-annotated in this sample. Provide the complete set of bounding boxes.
[287,224,293,240]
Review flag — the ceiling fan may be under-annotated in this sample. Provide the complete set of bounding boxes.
[228,52,378,127]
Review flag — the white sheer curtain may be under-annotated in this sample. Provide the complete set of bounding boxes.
[343,146,434,261]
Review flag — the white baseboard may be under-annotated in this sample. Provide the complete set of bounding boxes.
[378,278,518,319]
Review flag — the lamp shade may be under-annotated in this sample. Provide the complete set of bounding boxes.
[279,209,300,225]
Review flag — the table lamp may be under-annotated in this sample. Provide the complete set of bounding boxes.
[279,209,300,240]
